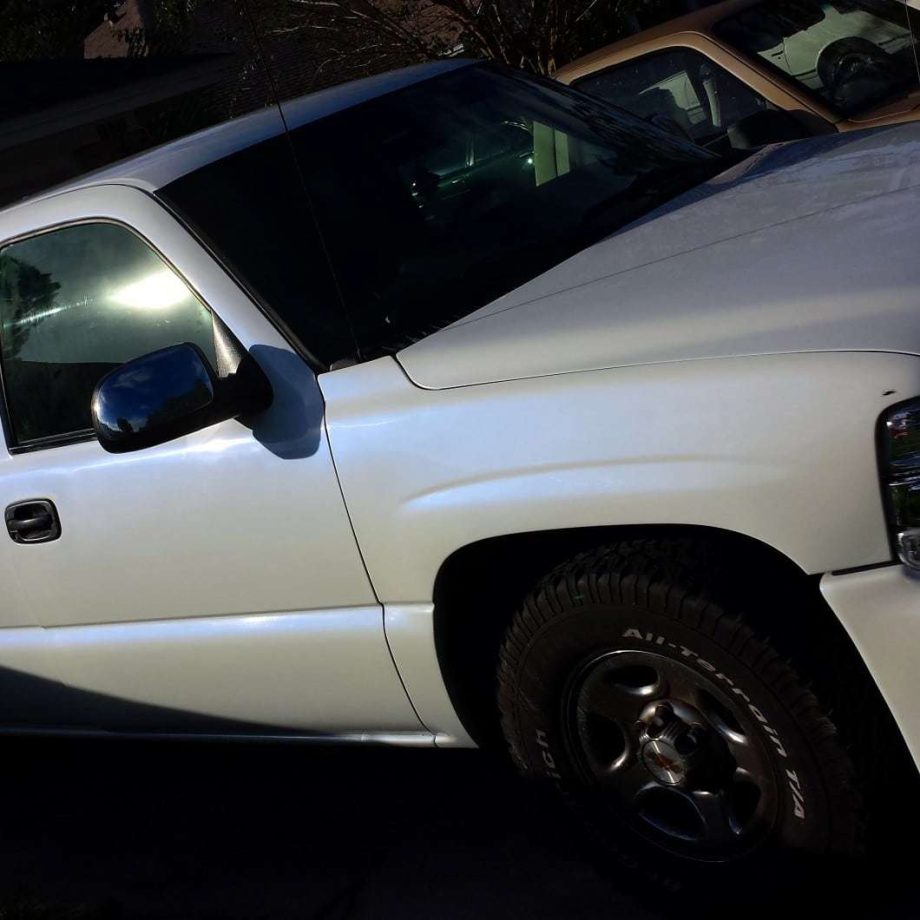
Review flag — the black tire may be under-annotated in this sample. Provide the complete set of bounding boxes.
[497,540,863,895]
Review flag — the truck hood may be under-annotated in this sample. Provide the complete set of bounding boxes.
[397,124,920,389]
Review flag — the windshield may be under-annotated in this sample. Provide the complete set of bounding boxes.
[714,0,919,117]
[293,63,719,357]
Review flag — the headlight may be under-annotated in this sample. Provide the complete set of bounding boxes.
[880,400,920,569]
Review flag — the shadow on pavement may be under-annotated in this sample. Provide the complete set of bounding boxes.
[0,738,914,919]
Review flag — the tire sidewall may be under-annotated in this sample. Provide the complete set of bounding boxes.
[506,603,832,874]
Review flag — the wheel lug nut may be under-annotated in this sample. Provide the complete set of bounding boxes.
[675,725,704,755]
[676,735,695,754]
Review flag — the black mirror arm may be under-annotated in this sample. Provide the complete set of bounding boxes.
[211,313,273,419]
[217,351,273,420]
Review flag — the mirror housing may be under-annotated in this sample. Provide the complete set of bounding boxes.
[92,342,272,454]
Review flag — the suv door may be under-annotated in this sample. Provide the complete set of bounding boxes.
[0,184,422,735]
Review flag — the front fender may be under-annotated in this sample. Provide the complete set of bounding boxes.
[321,351,918,603]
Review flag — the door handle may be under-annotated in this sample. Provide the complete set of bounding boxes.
[5,500,60,544]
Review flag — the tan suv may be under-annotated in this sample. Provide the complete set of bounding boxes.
[557,0,920,150]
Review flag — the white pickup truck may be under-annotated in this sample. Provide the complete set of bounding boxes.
[0,58,917,888]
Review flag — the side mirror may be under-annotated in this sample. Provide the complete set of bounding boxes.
[92,343,272,454]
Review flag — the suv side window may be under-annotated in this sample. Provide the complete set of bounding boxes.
[0,222,216,447]
[573,48,774,149]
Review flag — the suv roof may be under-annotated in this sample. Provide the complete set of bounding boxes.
[3,59,472,216]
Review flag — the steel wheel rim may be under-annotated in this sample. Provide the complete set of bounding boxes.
[563,648,780,861]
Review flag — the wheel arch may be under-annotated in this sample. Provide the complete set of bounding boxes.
[431,522,884,749]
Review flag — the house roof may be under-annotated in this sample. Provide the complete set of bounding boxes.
[3,58,472,215]
[83,0,155,59]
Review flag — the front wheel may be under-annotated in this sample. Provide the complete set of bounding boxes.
[497,541,863,892]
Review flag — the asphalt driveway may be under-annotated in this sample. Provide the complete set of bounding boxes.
[0,737,915,920]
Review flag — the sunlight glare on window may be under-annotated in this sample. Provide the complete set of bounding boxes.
[110,269,190,310]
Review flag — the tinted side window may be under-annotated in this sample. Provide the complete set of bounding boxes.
[0,222,216,446]
[158,137,353,369]
[574,49,774,148]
